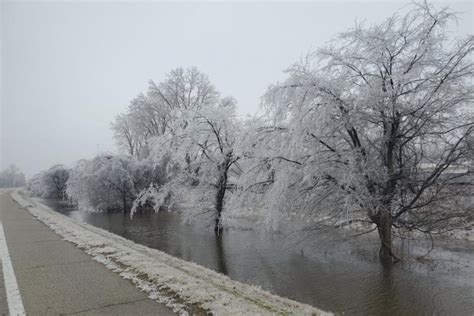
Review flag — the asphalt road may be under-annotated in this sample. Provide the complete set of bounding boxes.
[0,190,174,315]
[0,258,8,316]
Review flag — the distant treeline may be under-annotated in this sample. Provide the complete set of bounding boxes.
[0,165,26,188]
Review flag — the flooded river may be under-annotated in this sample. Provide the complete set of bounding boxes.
[42,199,474,315]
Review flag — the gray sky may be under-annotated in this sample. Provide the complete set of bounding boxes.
[1,1,472,177]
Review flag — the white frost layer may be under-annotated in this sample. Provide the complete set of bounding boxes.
[12,190,331,316]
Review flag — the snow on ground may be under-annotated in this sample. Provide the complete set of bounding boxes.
[12,190,331,316]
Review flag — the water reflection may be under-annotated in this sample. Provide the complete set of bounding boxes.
[215,235,228,275]
[41,199,474,315]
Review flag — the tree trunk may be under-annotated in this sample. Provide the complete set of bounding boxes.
[214,161,229,235]
[215,234,228,275]
[122,194,127,214]
[214,181,226,235]
[376,212,397,265]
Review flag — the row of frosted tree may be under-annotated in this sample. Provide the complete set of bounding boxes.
[29,2,473,264]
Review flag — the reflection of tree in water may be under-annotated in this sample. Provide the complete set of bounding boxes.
[371,265,399,315]
[215,235,228,275]
[120,212,130,239]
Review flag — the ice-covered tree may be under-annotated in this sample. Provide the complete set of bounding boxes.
[240,2,473,263]
[66,155,156,213]
[111,113,143,158]
[167,98,241,233]
[130,71,240,233]
[27,172,45,196]
[112,67,220,159]
[28,165,70,199]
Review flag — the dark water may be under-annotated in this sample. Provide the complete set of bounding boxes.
[41,199,474,315]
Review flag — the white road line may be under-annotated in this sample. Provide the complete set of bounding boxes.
[0,220,26,316]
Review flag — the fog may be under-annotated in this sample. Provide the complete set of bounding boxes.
[1,0,472,177]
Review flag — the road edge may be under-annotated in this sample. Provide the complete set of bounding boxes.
[0,190,26,316]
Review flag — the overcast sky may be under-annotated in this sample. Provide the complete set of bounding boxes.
[1,1,472,177]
